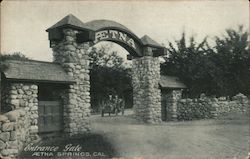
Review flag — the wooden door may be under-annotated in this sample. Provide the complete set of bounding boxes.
[161,92,167,121]
[38,101,63,133]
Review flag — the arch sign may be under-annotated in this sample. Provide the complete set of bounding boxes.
[94,30,136,49]
[92,29,142,57]
[45,14,166,128]
[47,14,165,57]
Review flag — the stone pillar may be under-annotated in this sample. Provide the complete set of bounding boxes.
[3,83,39,140]
[0,83,39,158]
[132,55,161,123]
[165,90,182,121]
[51,28,91,135]
[171,90,182,121]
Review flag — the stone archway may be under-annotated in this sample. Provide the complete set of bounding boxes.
[47,14,166,135]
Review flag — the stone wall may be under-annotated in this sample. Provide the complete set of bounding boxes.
[132,56,161,123]
[0,110,28,159]
[177,93,249,120]
[0,83,39,159]
[177,94,214,120]
[51,28,91,135]
[162,90,182,121]
[213,93,249,117]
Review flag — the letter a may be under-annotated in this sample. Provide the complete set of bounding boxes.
[127,38,136,49]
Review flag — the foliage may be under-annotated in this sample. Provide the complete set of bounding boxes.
[212,26,250,96]
[161,26,250,97]
[0,52,29,61]
[161,32,215,97]
[0,52,30,72]
[89,46,124,68]
[89,46,132,112]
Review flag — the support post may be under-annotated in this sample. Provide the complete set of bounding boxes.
[132,47,162,123]
[51,28,91,135]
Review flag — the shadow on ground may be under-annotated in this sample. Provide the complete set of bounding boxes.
[18,133,118,159]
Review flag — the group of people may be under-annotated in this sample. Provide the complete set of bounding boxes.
[100,95,125,117]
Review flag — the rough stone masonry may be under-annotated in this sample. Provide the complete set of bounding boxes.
[132,56,162,123]
[0,14,165,158]
[0,83,39,159]
[46,14,166,125]
[51,27,163,125]
[51,29,91,135]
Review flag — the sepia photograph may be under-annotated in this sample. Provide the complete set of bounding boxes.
[0,0,249,159]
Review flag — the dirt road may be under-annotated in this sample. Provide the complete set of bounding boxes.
[90,112,249,159]
[19,111,249,159]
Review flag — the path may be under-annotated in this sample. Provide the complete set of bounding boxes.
[90,111,250,159]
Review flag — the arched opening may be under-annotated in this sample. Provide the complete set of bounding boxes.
[46,14,166,136]
[88,41,133,117]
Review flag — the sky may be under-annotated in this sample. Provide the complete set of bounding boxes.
[1,0,249,62]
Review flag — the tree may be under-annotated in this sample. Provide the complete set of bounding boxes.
[0,52,29,61]
[0,52,29,72]
[212,26,250,96]
[161,26,250,97]
[161,32,217,97]
[0,52,29,111]
[89,46,124,69]
[89,46,132,112]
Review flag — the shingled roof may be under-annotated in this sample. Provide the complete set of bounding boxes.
[159,75,187,89]
[2,60,75,83]
[84,20,132,32]
[141,35,163,48]
[46,14,91,31]
[46,14,165,50]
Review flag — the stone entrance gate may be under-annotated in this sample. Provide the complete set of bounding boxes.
[47,14,166,133]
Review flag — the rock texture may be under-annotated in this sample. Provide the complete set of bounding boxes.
[0,83,39,159]
[51,28,164,127]
[177,94,214,120]
[176,93,249,120]
[132,56,162,123]
[213,93,249,116]
[51,28,91,135]
[162,90,182,121]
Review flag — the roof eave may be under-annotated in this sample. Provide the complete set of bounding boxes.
[46,24,93,32]
[160,85,187,89]
[4,78,76,84]
[144,44,165,49]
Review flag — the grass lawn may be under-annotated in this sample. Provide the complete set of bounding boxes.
[19,110,249,159]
